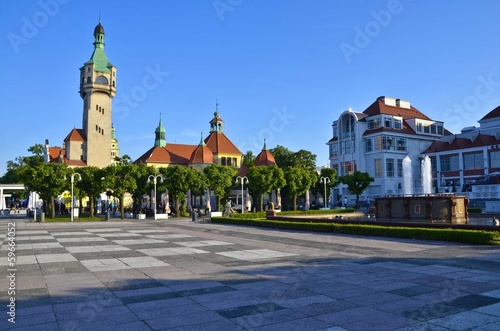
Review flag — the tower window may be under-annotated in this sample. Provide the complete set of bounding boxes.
[96,75,108,85]
[96,105,98,111]
[87,77,91,83]
[96,125,98,131]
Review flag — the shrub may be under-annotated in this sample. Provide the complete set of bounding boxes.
[468,207,482,213]
[210,217,500,245]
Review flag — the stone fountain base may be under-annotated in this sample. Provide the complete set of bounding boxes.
[374,195,469,224]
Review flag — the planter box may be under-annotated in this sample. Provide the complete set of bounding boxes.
[137,214,146,220]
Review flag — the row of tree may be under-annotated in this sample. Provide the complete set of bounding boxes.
[0,144,375,219]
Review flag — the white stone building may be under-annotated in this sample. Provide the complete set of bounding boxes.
[327,96,446,204]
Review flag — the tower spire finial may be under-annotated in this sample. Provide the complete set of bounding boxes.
[99,8,101,23]
[214,99,220,118]
[199,132,206,146]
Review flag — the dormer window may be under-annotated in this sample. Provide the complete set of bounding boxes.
[394,119,402,130]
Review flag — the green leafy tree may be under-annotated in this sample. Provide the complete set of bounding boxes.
[203,164,238,211]
[76,166,106,218]
[242,151,256,167]
[340,171,374,208]
[284,165,315,210]
[269,145,294,168]
[247,165,286,211]
[0,144,47,184]
[131,164,156,214]
[18,163,69,219]
[103,164,138,219]
[269,146,317,210]
[187,168,209,208]
[159,166,192,217]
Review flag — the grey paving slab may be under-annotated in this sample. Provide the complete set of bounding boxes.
[1,217,500,330]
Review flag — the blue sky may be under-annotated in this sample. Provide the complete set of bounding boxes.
[2,0,500,176]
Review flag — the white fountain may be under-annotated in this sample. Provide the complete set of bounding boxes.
[402,156,413,196]
[421,155,432,195]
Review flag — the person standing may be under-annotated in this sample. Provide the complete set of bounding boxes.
[343,196,348,208]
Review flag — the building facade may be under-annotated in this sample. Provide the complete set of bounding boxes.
[422,106,500,195]
[327,96,446,203]
[135,108,243,169]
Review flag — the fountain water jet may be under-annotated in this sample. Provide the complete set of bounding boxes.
[402,156,412,196]
[421,155,432,195]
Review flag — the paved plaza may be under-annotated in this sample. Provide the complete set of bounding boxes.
[1,216,500,330]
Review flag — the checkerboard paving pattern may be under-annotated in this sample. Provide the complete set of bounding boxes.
[0,226,297,274]
[2,220,500,331]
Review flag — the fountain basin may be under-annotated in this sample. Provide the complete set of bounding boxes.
[374,195,469,224]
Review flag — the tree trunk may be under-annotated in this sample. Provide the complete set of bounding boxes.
[176,199,181,217]
[90,195,95,218]
[50,196,55,219]
[293,194,297,211]
[120,194,125,220]
[259,193,264,211]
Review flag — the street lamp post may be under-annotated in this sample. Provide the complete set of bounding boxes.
[319,176,330,209]
[148,173,163,220]
[235,176,248,213]
[69,173,82,222]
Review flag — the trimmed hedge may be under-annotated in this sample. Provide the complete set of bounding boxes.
[467,207,483,213]
[211,217,500,245]
[230,208,356,219]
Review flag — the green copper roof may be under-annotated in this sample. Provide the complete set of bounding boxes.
[199,132,206,146]
[85,23,113,73]
[154,113,166,147]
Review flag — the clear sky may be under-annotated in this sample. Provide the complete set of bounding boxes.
[2,0,500,176]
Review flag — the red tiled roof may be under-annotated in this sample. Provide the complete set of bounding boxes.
[204,132,242,155]
[423,133,500,153]
[238,164,249,176]
[48,147,64,162]
[64,128,86,142]
[480,105,500,121]
[47,147,86,166]
[64,159,87,166]
[210,117,224,123]
[189,144,214,164]
[254,149,276,167]
[364,97,432,120]
[135,144,198,165]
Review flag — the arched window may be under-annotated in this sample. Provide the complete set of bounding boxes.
[96,75,108,85]
[86,77,91,84]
